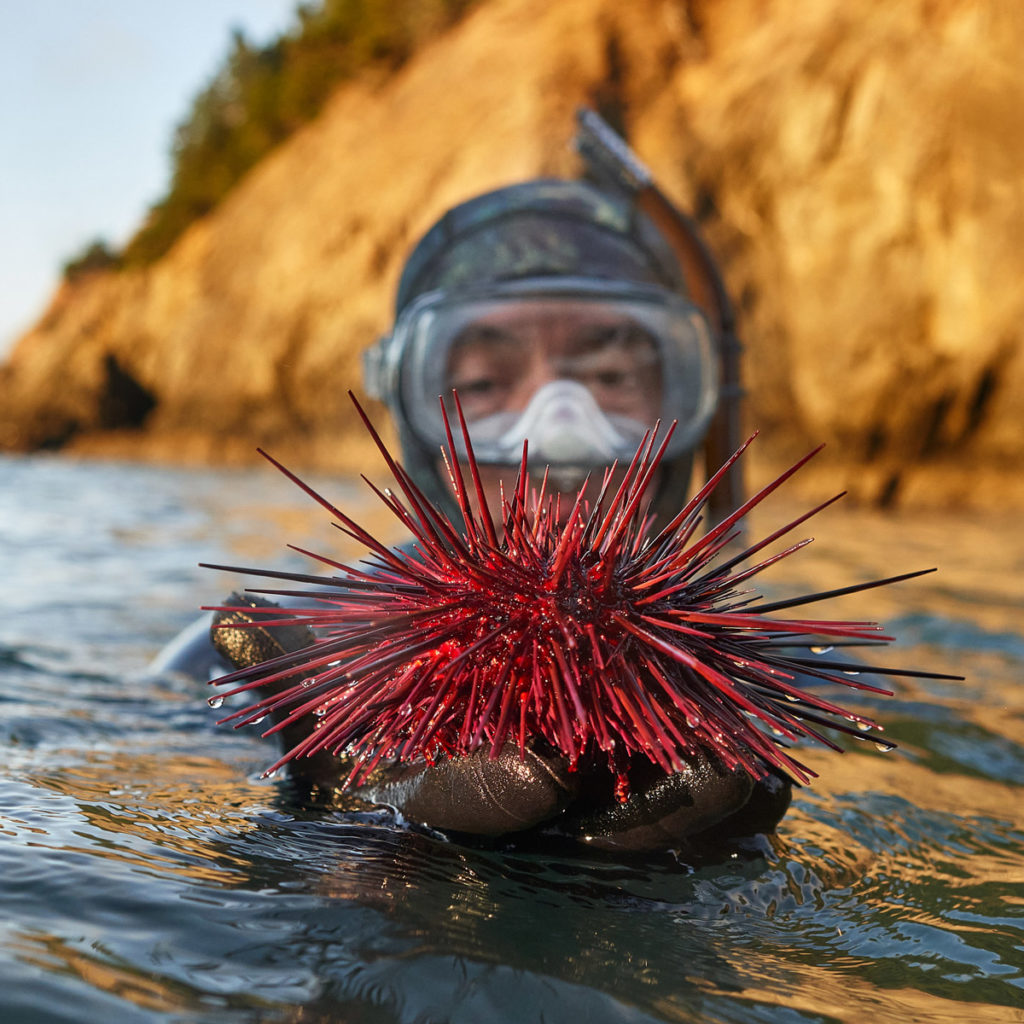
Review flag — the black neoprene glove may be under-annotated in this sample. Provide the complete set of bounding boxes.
[211,594,791,851]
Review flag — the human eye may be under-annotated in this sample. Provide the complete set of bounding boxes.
[564,324,660,409]
[446,331,516,418]
[451,373,503,399]
[580,365,633,390]
[560,354,632,394]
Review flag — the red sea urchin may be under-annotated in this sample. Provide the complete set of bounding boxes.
[204,394,949,795]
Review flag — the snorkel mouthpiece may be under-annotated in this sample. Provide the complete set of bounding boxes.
[484,380,646,468]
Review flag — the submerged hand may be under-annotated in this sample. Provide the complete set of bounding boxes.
[211,595,791,851]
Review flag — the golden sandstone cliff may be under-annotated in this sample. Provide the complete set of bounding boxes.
[2,0,1021,508]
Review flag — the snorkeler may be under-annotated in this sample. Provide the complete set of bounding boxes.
[157,125,793,852]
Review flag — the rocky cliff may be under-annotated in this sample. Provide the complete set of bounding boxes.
[2,0,1021,508]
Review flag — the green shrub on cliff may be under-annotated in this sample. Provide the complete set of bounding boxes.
[63,239,122,281]
[116,0,478,270]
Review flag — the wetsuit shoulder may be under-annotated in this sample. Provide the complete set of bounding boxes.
[149,612,231,681]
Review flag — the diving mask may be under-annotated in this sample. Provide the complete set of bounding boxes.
[364,277,719,466]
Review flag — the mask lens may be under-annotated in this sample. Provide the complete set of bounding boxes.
[445,303,662,427]
[393,280,718,466]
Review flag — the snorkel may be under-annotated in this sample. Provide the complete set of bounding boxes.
[363,123,727,525]
[574,108,745,528]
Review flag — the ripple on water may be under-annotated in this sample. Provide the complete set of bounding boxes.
[1,455,1023,1023]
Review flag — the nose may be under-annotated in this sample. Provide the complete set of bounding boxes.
[496,380,634,468]
[513,348,561,412]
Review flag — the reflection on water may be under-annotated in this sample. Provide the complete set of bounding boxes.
[0,453,1022,1023]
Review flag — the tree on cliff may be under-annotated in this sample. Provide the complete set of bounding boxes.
[115,0,479,270]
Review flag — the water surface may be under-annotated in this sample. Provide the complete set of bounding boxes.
[1,452,1022,1023]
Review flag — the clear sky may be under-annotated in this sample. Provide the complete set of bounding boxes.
[1,1,301,358]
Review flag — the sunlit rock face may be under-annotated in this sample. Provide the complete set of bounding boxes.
[1,0,1020,506]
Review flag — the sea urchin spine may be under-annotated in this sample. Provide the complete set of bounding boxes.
[203,393,954,793]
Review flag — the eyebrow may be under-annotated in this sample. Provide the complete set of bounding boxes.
[449,324,521,352]
[447,320,661,375]
[565,322,657,354]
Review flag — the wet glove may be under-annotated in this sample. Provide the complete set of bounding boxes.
[211,594,791,851]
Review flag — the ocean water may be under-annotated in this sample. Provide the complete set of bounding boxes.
[0,451,1022,1024]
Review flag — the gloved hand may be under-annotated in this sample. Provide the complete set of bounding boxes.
[211,594,791,851]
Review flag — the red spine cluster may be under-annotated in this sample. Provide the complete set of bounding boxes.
[206,394,948,789]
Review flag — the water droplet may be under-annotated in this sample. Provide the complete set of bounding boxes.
[784,694,800,702]
[874,741,894,753]
[843,670,860,676]
[301,676,317,689]
[208,696,224,709]
[856,721,872,732]
[251,714,266,726]
[262,769,278,779]
[810,645,834,655]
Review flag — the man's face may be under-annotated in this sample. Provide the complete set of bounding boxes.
[438,302,664,526]
[445,301,661,424]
